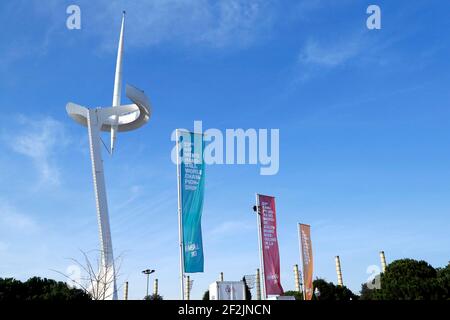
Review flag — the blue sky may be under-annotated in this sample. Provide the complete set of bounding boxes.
[1,0,450,299]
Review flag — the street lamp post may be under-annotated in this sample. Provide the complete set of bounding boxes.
[142,269,155,298]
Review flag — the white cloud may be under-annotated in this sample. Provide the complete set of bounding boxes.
[290,33,372,85]
[89,0,275,50]
[298,36,365,68]
[6,116,69,186]
[0,200,37,232]
[0,0,276,69]
[114,185,142,212]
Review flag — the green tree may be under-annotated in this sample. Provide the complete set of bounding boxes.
[436,262,450,299]
[313,279,335,300]
[312,278,357,300]
[359,282,381,300]
[144,293,163,300]
[283,290,303,300]
[377,259,439,300]
[0,277,90,301]
[202,290,210,300]
[0,278,25,300]
[335,283,358,300]
[361,259,450,300]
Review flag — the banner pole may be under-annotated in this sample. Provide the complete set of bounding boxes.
[255,194,267,299]
[176,129,185,300]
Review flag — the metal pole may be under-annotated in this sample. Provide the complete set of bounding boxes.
[154,279,158,296]
[176,130,185,300]
[335,256,343,286]
[298,268,304,299]
[146,273,150,297]
[255,194,267,299]
[186,276,190,301]
[380,251,387,273]
[255,268,261,300]
[123,281,128,300]
[220,272,224,282]
[294,264,301,293]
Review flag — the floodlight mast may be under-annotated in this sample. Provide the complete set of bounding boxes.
[66,12,151,300]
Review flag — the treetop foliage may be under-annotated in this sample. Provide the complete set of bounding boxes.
[0,277,90,301]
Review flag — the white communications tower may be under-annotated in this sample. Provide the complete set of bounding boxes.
[66,12,152,300]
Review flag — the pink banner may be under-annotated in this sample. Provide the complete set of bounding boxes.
[258,194,284,296]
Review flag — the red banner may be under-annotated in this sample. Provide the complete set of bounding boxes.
[299,224,313,300]
[257,194,284,296]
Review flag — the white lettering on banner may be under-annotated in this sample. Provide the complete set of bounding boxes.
[186,243,200,258]
[261,200,278,249]
[181,139,203,191]
[301,230,311,264]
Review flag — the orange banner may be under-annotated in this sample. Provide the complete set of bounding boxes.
[299,224,313,300]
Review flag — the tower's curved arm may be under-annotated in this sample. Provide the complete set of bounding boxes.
[66,84,151,133]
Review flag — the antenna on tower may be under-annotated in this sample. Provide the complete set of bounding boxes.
[110,11,126,155]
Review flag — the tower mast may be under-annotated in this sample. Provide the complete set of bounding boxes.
[111,11,126,155]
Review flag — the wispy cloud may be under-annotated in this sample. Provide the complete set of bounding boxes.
[0,0,274,71]
[289,32,373,85]
[0,200,38,232]
[114,185,142,212]
[89,0,275,51]
[5,116,69,187]
[298,35,365,68]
